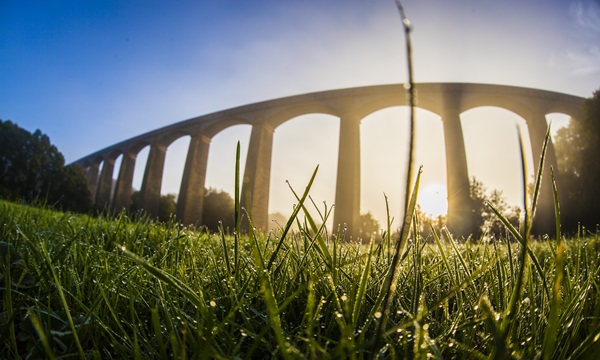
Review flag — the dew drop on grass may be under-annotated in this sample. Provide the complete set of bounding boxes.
[209,300,217,308]
[374,312,382,319]
[341,294,348,302]
[566,319,574,329]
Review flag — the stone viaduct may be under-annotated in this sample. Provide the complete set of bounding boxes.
[74,83,584,237]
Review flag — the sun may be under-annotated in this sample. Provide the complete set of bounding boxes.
[418,184,448,217]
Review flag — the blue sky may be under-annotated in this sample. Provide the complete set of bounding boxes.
[1,0,599,225]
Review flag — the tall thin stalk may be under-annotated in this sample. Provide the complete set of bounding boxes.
[370,0,418,353]
[394,0,417,215]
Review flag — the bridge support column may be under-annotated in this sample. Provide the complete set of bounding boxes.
[442,102,473,237]
[241,122,274,231]
[528,112,559,236]
[113,152,136,212]
[96,157,115,210]
[140,143,167,218]
[86,161,100,203]
[177,134,210,225]
[333,113,361,239]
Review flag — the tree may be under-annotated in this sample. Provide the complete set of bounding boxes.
[554,89,600,232]
[57,164,93,212]
[414,205,446,241]
[158,193,177,223]
[470,177,521,239]
[0,120,91,212]
[129,188,234,230]
[357,212,380,241]
[202,188,234,232]
[129,191,177,223]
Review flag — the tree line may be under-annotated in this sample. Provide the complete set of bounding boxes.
[1,88,598,236]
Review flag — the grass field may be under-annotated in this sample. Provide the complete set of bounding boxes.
[2,198,600,359]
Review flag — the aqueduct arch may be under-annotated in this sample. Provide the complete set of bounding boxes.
[73,83,584,237]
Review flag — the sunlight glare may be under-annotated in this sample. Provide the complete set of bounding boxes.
[418,184,447,217]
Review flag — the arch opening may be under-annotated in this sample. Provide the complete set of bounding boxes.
[205,125,252,197]
[132,146,150,194]
[546,112,571,141]
[161,136,191,197]
[269,114,339,230]
[460,106,530,209]
[361,106,447,231]
[110,153,123,206]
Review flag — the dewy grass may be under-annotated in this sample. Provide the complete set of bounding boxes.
[2,198,600,358]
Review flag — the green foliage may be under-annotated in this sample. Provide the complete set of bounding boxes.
[470,177,521,239]
[554,88,600,232]
[357,212,380,240]
[158,193,177,223]
[202,188,234,232]
[0,120,91,212]
[129,188,234,230]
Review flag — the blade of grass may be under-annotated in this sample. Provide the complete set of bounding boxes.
[266,165,319,271]
[487,202,550,301]
[38,239,85,359]
[367,1,419,353]
[234,141,241,276]
[529,125,552,231]
[352,237,375,327]
[370,166,422,351]
[287,181,334,270]
[500,125,535,338]
[28,310,57,360]
[119,245,204,309]
[551,166,561,243]
[252,236,294,360]
[479,296,510,359]
[542,166,565,360]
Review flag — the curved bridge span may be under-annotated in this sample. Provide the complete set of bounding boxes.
[74,83,584,236]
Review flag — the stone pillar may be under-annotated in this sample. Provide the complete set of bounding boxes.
[177,134,210,225]
[527,111,558,236]
[333,113,361,239]
[95,157,115,210]
[140,143,167,218]
[442,96,473,237]
[112,151,136,212]
[86,161,100,203]
[241,122,274,232]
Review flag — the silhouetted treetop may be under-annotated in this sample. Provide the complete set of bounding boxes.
[0,120,91,212]
[554,88,600,232]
